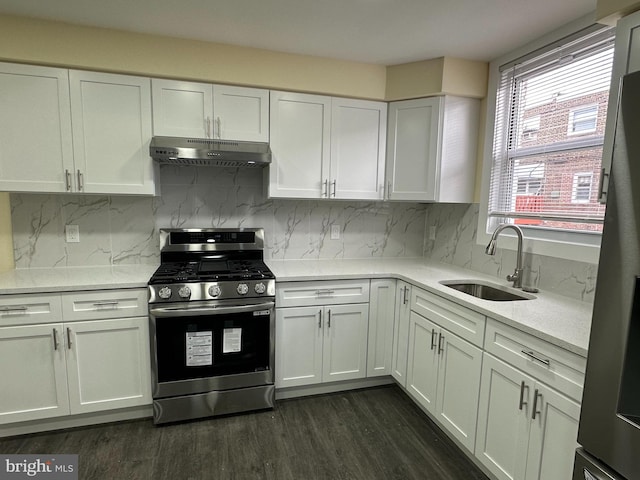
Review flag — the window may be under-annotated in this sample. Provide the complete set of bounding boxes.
[486,25,614,238]
[572,172,593,203]
[568,105,598,135]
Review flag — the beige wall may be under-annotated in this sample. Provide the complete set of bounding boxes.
[597,0,640,23]
[0,193,14,272]
[0,14,387,100]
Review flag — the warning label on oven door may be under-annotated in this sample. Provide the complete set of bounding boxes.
[186,331,213,366]
[223,328,242,353]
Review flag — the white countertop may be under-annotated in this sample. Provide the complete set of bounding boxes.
[0,258,592,357]
[265,258,593,357]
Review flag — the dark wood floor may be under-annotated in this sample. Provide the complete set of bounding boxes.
[0,385,488,480]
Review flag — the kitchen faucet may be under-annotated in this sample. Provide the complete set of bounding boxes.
[485,224,524,289]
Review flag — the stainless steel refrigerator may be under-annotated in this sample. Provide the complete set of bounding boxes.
[573,70,640,480]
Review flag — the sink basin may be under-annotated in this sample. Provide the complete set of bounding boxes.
[440,280,535,302]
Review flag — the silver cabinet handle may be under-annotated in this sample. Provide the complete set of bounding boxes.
[205,116,211,138]
[318,309,322,329]
[403,286,409,305]
[430,328,437,350]
[77,170,84,191]
[52,328,59,351]
[316,289,335,297]
[327,309,331,328]
[66,327,72,350]
[65,169,72,191]
[437,332,444,354]
[0,306,28,313]
[387,181,391,199]
[531,389,542,419]
[521,350,550,367]
[331,180,336,197]
[216,117,221,138]
[519,381,528,410]
[322,179,328,198]
[93,301,119,308]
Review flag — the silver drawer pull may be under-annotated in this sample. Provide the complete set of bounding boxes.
[0,306,28,314]
[531,389,542,420]
[67,327,72,350]
[93,301,120,309]
[316,289,335,296]
[521,350,550,367]
[430,328,437,350]
[437,332,445,354]
[52,328,59,351]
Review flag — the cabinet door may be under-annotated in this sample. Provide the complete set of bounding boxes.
[322,304,369,383]
[406,312,439,412]
[151,79,212,138]
[65,317,151,414]
[391,282,411,386]
[213,85,269,142]
[386,97,441,201]
[525,382,580,480]
[269,91,330,198]
[435,330,482,453]
[0,324,70,424]
[0,63,74,193]
[275,307,324,388]
[69,71,155,195]
[367,279,396,377]
[475,354,532,480]
[330,98,386,199]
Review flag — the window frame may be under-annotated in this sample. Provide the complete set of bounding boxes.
[478,16,608,264]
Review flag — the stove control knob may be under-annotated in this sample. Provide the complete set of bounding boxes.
[254,282,266,294]
[158,286,172,299]
[178,286,191,299]
[208,285,222,298]
[237,283,249,295]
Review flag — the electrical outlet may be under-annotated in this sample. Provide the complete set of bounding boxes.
[429,225,436,241]
[65,224,80,243]
[330,224,341,240]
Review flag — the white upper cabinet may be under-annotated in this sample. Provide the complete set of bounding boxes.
[70,71,154,195]
[151,79,269,142]
[0,63,74,193]
[269,91,387,200]
[386,96,479,202]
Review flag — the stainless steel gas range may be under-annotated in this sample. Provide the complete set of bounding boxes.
[147,228,275,424]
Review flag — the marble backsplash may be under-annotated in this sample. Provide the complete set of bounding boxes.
[424,203,599,302]
[10,166,427,268]
[9,167,598,302]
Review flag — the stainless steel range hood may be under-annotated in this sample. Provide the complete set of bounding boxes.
[150,136,271,167]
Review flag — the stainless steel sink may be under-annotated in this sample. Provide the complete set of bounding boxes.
[440,280,535,301]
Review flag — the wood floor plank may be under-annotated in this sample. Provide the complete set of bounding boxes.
[0,385,488,480]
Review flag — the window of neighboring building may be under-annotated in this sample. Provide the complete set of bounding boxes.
[485,24,614,243]
[572,172,593,203]
[568,105,598,135]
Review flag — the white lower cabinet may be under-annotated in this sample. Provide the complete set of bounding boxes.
[367,279,396,377]
[406,310,482,452]
[0,289,152,427]
[275,303,369,388]
[475,353,580,480]
[391,281,411,386]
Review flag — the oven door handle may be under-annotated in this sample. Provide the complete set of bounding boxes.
[150,301,275,317]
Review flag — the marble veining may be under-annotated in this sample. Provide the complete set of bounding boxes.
[424,203,599,302]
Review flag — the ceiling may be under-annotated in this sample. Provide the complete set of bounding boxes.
[0,0,598,65]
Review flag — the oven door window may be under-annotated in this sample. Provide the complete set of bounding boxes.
[155,311,270,383]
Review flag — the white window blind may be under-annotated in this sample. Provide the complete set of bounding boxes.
[488,25,615,234]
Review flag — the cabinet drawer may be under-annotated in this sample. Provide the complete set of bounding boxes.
[484,318,586,401]
[276,280,370,307]
[61,289,148,321]
[411,287,485,347]
[0,294,63,326]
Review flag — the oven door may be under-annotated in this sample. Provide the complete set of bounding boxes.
[149,299,275,399]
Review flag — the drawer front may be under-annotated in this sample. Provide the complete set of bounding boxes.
[61,289,148,321]
[276,280,370,307]
[484,318,586,401]
[411,287,486,347]
[0,294,63,326]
